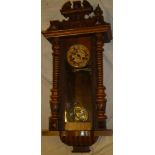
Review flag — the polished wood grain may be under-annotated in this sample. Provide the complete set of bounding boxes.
[49,38,60,130]
[42,130,113,136]
[96,33,107,129]
[42,25,111,38]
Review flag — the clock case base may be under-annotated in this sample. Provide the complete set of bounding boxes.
[42,129,113,152]
[60,131,98,153]
[72,146,90,153]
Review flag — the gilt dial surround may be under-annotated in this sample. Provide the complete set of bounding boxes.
[67,44,90,68]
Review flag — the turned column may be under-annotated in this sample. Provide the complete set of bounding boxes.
[49,38,60,130]
[96,33,107,129]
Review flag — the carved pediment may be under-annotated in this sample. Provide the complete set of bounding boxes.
[46,0,109,30]
[60,0,93,20]
[43,0,112,43]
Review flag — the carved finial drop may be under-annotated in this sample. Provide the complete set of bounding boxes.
[94,5,103,15]
[83,0,92,9]
[60,0,93,21]
[73,1,81,9]
[94,5,104,24]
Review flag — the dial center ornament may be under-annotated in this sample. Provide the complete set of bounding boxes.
[67,44,90,68]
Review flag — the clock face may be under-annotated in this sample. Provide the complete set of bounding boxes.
[67,44,90,68]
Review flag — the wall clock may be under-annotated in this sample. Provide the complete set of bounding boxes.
[42,0,112,153]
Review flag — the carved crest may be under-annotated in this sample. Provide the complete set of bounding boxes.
[47,0,108,30]
[43,0,112,43]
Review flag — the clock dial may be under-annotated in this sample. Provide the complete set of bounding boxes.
[67,44,90,68]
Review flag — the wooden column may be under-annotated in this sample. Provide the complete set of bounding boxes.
[96,33,107,129]
[49,38,60,130]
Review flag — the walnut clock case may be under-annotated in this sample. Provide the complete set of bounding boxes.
[42,0,112,153]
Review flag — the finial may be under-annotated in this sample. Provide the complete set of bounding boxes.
[94,4,104,24]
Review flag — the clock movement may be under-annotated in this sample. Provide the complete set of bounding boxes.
[42,0,112,153]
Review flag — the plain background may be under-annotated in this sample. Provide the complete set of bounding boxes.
[0,0,155,155]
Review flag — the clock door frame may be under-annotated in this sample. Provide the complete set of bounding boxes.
[59,34,97,131]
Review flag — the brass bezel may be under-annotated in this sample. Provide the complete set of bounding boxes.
[67,44,90,68]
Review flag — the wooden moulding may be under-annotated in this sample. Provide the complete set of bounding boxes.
[42,129,113,136]
[42,24,111,38]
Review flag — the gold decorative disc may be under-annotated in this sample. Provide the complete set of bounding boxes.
[67,44,90,68]
[74,106,88,122]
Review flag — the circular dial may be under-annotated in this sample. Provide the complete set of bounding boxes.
[67,44,90,68]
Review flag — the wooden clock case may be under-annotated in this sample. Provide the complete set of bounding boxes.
[42,0,112,153]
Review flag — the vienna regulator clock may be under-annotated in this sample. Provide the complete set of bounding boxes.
[42,0,112,152]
